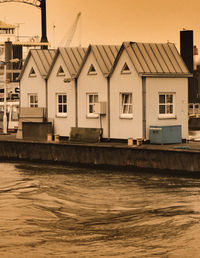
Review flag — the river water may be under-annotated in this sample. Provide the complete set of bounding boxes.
[0,162,200,257]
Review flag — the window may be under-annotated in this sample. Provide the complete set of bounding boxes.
[120,93,133,118]
[87,93,98,117]
[57,94,67,117]
[57,66,65,76]
[121,62,131,74]
[29,94,38,107]
[159,93,176,118]
[29,67,36,77]
[88,64,97,75]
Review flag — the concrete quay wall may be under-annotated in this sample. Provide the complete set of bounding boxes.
[0,140,199,172]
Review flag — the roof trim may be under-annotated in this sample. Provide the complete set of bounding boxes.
[19,49,56,81]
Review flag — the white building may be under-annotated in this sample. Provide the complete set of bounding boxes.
[47,47,87,137]
[19,49,56,117]
[109,42,191,140]
[77,45,120,138]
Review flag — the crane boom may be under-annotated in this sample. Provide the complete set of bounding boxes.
[59,12,81,47]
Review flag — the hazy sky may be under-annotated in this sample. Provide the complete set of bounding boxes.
[0,0,200,51]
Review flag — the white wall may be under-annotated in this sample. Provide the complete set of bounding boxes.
[20,56,46,108]
[110,50,143,139]
[77,52,108,138]
[48,54,76,137]
[146,77,188,139]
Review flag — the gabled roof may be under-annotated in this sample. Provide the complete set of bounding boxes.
[79,45,121,78]
[47,47,88,79]
[110,42,192,77]
[19,49,56,80]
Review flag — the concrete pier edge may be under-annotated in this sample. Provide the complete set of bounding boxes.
[0,139,200,172]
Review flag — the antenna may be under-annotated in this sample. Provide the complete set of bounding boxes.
[15,23,25,41]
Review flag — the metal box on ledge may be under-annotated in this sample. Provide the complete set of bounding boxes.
[149,125,182,144]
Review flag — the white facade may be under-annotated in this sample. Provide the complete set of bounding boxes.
[20,56,46,109]
[48,54,76,137]
[109,44,190,141]
[110,50,143,139]
[146,77,188,139]
[77,52,109,138]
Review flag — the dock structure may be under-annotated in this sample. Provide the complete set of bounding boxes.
[0,134,200,173]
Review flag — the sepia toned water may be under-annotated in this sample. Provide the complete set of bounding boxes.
[0,162,200,257]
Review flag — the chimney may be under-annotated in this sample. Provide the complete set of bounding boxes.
[180,30,193,73]
[4,39,13,82]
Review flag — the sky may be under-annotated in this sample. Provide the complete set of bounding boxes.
[0,0,200,52]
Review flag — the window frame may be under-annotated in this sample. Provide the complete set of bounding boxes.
[56,93,67,117]
[28,93,38,108]
[57,65,65,76]
[88,64,97,75]
[119,92,133,119]
[29,67,36,77]
[86,93,99,118]
[121,62,131,74]
[158,92,176,119]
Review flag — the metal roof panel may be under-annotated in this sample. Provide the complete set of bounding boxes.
[168,43,189,73]
[156,44,175,73]
[31,50,46,76]
[132,43,151,73]
[163,44,182,73]
[124,43,144,73]
[92,45,109,75]
[143,43,164,73]
[150,43,170,73]
[121,42,191,77]
[137,43,157,73]
[58,47,87,77]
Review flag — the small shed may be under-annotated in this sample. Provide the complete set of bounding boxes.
[47,47,87,137]
[19,49,56,114]
[77,44,120,139]
[109,41,192,141]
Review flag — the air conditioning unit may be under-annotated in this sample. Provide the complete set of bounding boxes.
[93,102,107,115]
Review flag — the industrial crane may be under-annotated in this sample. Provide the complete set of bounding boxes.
[59,12,81,47]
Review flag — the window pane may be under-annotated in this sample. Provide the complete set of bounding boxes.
[128,105,133,113]
[94,95,98,103]
[124,94,129,104]
[63,95,67,103]
[63,105,67,113]
[89,104,93,113]
[166,105,173,114]
[167,94,173,103]
[159,95,165,103]
[89,95,93,103]
[58,95,62,103]
[30,95,33,103]
[58,104,62,112]
[159,105,165,114]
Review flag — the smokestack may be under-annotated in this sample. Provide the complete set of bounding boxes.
[180,30,194,73]
[4,40,13,82]
[12,45,22,81]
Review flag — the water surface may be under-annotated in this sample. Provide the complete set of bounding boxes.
[0,162,200,257]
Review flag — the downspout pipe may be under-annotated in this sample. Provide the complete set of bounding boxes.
[107,77,110,140]
[142,76,146,139]
[45,78,48,121]
[75,78,78,127]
